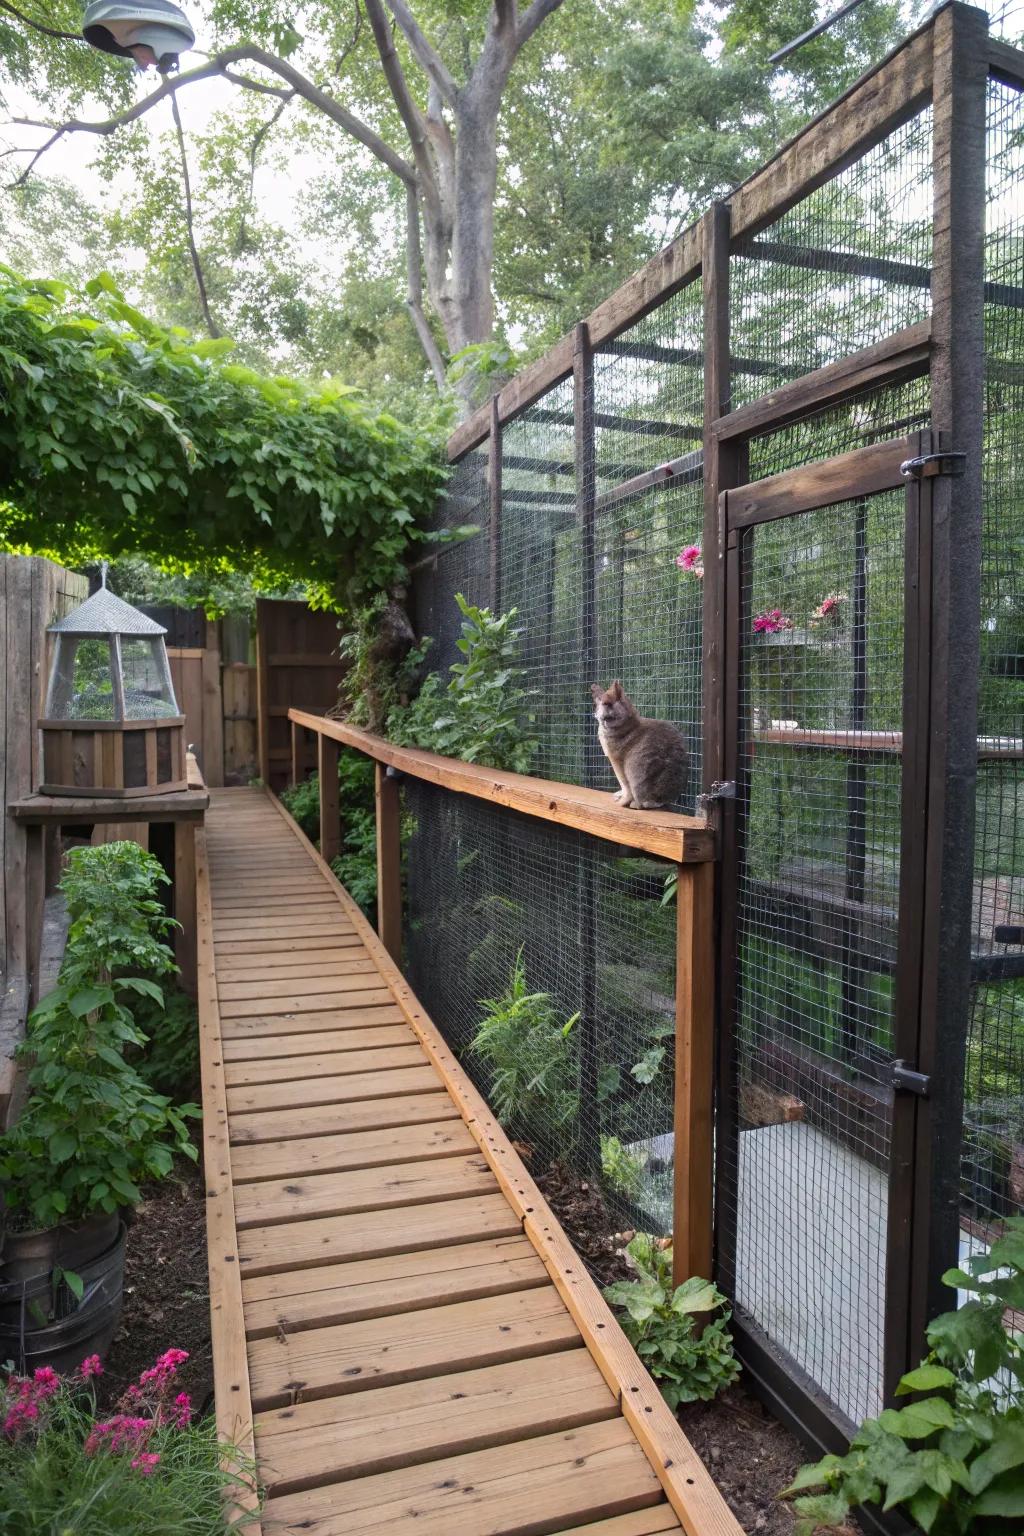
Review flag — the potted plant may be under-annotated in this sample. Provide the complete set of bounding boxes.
[0,843,198,1372]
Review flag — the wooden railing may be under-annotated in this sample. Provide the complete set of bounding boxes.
[287,707,717,1283]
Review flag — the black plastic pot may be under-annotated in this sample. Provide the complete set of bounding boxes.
[0,1221,126,1375]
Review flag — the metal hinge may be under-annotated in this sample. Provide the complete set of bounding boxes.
[890,1060,930,1097]
[899,452,967,480]
[696,780,736,818]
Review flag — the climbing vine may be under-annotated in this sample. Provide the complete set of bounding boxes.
[0,267,444,607]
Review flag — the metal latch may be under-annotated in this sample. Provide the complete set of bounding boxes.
[899,452,967,480]
[696,780,736,819]
[890,1060,930,1097]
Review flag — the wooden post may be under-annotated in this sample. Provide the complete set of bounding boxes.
[174,821,198,997]
[201,618,225,788]
[24,826,45,1007]
[374,762,401,962]
[488,394,502,612]
[290,719,301,789]
[255,601,270,787]
[673,860,715,1286]
[318,732,341,866]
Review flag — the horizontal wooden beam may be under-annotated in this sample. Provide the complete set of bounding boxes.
[287,710,715,863]
[596,448,704,512]
[713,321,931,443]
[726,435,914,528]
[755,726,1024,760]
[989,34,1024,86]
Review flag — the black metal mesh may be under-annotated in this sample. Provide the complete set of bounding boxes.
[961,77,1024,1251]
[729,490,906,1428]
[729,110,933,411]
[410,446,490,680]
[404,778,678,1233]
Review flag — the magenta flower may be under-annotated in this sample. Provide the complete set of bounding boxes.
[139,1348,189,1389]
[80,1354,104,1380]
[131,1451,162,1476]
[676,544,704,580]
[172,1392,192,1428]
[752,609,794,635]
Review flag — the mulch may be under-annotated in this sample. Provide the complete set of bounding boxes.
[94,1155,213,1416]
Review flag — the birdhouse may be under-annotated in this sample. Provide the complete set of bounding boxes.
[40,579,187,798]
[82,0,195,72]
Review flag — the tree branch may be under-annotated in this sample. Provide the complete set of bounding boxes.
[516,0,566,52]
[384,0,457,107]
[6,45,417,189]
[405,181,446,389]
[0,0,83,43]
[220,69,294,99]
[169,89,220,339]
[361,0,436,195]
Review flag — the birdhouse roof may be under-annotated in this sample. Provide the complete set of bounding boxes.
[48,587,167,637]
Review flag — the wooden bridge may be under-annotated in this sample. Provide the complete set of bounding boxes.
[197,786,739,1536]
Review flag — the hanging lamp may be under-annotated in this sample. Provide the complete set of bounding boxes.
[82,0,195,72]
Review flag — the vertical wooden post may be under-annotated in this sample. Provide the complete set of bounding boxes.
[290,719,301,789]
[174,821,198,997]
[375,762,402,962]
[673,861,715,1287]
[318,732,341,866]
[201,618,225,788]
[24,826,45,1007]
[255,599,270,787]
[488,395,503,612]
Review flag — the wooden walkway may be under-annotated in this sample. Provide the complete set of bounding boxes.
[198,787,739,1536]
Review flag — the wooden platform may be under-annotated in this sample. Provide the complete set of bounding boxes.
[198,787,738,1536]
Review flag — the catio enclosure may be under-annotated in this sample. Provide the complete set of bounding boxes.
[392,3,1024,1455]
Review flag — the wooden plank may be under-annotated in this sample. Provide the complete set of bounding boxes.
[217,961,376,1000]
[727,436,913,528]
[213,920,356,943]
[730,22,933,239]
[219,983,395,1018]
[222,1024,414,1062]
[247,1287,580,1409]
[673,862,715,1285]
[233,1152,497,1227]
[201,620,225,788]
[318,732,341,866]
[220,1005,404,1038]
[262,789,742,1536]
[375,761,402,961]
[989,33,1024,86]
[256,606,270,786]
[289,714,715,864]
[264,1419,663,1536]
[173,822,198,997]
[255,1351,616,1494]
[237,1191,523,1277]
[213,936,361,957]
[242,1233,544,1336]
[229,1090,462,1146]
[9,788,208,824]
[216,954,376,982]
[713,320,931,442]
[551,1513,683,1536]
[230,1118,477,1184]
[194,825,262,1531]
[223,1043,426,1087]
[447,333,575,461]
[226,1063,441,1115]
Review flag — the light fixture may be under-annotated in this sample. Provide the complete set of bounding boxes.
[82,0,195,73]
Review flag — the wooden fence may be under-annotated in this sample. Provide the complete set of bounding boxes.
[256,599,347,791]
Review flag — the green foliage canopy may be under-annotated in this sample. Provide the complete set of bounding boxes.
[0,266,444,607]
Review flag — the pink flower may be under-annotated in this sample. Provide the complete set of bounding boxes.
[80,1354,104,1380]
[131,1451,161,1476]
[676,544,704,580]
[172,1392,192,1428]
[753,608,794,635]
[139,1348,189,1389]
[32,1367,59,1399]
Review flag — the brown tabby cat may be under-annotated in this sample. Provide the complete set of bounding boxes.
[590,681,689,810]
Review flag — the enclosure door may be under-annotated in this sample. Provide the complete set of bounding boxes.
[716,435,935,1442]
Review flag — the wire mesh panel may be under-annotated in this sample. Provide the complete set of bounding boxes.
[962,77,1024,1251]
[403,778,679,1232]
[726,489,906,1429]
[730,110,933,411]
[410,446,490,681]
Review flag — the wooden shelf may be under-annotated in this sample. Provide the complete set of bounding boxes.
[287,710,715,864]
[9,785,208,825]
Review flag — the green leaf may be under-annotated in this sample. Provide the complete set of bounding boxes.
[48,1129,77,1163]
[897,1364,956,1395]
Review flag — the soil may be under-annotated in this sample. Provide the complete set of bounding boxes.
[534,1157,810,1536]
[95,1156,213,1416]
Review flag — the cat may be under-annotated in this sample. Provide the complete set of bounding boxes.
[590,681,688,810]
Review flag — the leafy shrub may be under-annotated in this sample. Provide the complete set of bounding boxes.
[330,806,378,915]
[786,1219,1024,1534]
[338,593,433,733]
[600,1135,648,1201]
[0,843,198,1229]
[280,750,378,913]
[389,593,539,773]
[604,1233,740,1409]
[469,949,578,1153]
[0,1348,255,1533]
[131,988,200,1102]
[279,773,321,839]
